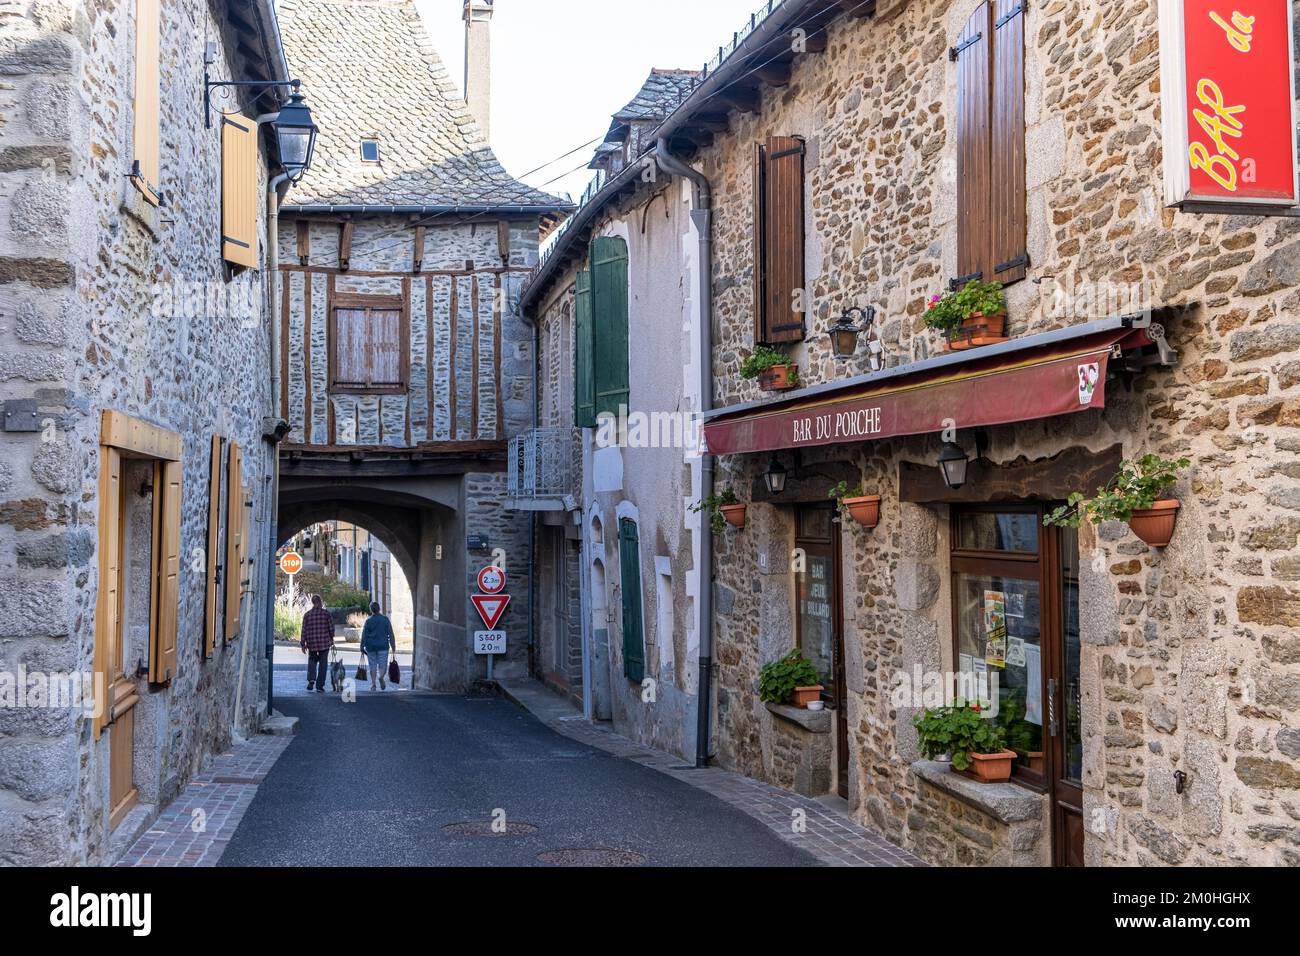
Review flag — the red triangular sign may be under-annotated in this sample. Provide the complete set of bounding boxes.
[472,594,511,630]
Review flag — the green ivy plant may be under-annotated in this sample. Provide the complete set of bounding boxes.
[827,479,865,502]
[912,702,1007,771]
[923,280,1006,336]
[758,650,824,704]
[740,344,798,383]
[690,486,740,535]
[1043,454,1190,528]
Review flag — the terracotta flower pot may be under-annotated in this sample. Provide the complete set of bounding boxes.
[757,364,797,391]
[790,685,824,708]
[720,503,747,530]
[1128,499,1179,548]
[962,311,1008,348]
[966,749,1017,783]
[842,494,881,528]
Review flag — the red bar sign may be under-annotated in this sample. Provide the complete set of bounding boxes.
[1160,0,1299,207]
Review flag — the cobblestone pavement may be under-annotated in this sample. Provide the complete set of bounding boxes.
[497,679,923,867]
[115,734,293,866]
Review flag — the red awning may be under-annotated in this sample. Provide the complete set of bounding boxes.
[704,325,1155,456]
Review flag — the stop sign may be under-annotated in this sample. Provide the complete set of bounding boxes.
[279,551,303,576]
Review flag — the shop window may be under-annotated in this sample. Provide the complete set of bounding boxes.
[752,135,806,344]
[953,0,1027,286]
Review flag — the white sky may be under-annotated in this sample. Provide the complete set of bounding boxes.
[414,0,764,202]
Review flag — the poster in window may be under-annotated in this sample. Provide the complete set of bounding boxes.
[1006,635,1026,668]
[983,590,1007,667]
[1024,642,1042,726]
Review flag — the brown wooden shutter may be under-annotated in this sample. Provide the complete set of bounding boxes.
[333,308,368,388]
[955,3,992,286]
[221,113,258,268]
[224,441,243,642]
[150,459,182,683]
[760,135,806,344]
[94,447,123,739]
[205,435,222,658]
[989,0,1027,284]
[296,219,311,266]
[370,309,402,387]
[752,141,767,345]
[130,0,161,205]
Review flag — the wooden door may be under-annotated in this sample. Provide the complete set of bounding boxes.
[1048,525,1084,866]
[104,455,139,829]
[795,504,847,798]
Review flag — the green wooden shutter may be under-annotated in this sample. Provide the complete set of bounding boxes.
[591,236,629,420]
[618,517,645,683]
[574,270,595,427]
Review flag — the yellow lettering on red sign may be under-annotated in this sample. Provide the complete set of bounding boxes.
[1209,10,1256,52]
[1189,77,1246,190]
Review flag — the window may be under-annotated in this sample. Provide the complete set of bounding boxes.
[617,517,645,683]
[752,135,806,344]
[572,236,628,426]
[953,0,1027,286]
[329,291,409,394]
[221,113,258,268]
[130,0,161,205]
[360,139,381,163]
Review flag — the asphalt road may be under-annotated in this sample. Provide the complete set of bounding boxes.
[219,674,818,867]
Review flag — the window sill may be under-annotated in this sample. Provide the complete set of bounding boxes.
[765,701,831,734]
[909,760,1043,824]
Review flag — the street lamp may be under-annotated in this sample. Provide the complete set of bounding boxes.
[937,441,970,490]
[204,72,318,181]
[763,456,788,495]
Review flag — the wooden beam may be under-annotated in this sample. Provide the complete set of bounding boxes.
[338,221,354,271]
[296,219,310,265]
[754,60,792,87]
[412,224,426,273]
[497,220,510,264]
[898,444,1124,505]
[718,84,762,114]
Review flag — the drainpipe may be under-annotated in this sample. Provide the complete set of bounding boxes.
[655,139,714,768]
[264,170,290,717]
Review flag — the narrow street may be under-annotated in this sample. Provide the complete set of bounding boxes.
[218,674,817,867]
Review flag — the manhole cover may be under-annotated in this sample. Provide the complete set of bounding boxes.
[441,821,539,836]
[536,848,647,867]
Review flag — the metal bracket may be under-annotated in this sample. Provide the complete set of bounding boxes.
[2,399,39,432]
[1126,312,1179,366]
[994,252,1030,274]
[995,2,1026,29]
[949,32,982,61]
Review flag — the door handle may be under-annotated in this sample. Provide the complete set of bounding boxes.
[1047,678,1058,738]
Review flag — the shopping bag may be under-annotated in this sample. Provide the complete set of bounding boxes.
[388,656,400,686]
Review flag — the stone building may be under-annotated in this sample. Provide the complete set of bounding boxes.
[518,68,707,758]
[1,0,296,862]
[522,0,1300,867]
[272,0,571,691]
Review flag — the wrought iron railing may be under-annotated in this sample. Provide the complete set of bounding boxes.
[507,427,577,500]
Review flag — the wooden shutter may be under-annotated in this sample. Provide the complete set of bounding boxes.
[989,0,1027,284]
[130,0,160,205]
[618,518,645,683]
[224,441,243,642]
[221,113,258,268]
[955,3,992,286]
[760,136,806,343]
[150,459,182,684]
[370,309,402,387]
[574,270,595,427]
[752,142,767,344]
[591,236,629,419]
[94,447,123,739]
[204,435,222,658]
[334,308,368,388]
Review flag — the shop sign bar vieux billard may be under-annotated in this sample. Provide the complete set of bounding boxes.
[1159,0,1299,210]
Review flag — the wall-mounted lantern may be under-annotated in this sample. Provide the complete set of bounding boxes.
[828,305,885,371]
[937,441,970,490]
[763,456,788,496]
[204,66,318,182]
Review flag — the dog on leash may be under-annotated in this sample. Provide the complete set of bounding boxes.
[329,654,346,693]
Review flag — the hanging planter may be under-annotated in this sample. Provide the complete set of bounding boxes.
[1044,454,1190,550]
[1127,499,1180,548]
[842,494,882,529]
[720,503,748,529]
[741,345,801,393]
[925,280,1008,352]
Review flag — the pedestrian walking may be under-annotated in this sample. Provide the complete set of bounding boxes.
[300,594,335,693]
[360,601,397,691]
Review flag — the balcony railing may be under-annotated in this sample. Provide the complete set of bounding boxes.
[507,427,578,508]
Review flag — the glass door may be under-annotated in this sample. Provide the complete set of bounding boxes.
[795,504,847,798]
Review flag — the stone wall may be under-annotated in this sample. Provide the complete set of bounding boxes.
[699,0,1300,865]
[0,0,277,863]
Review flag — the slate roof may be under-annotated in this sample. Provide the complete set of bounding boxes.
[277,0,568,211]
[609,69,701,128]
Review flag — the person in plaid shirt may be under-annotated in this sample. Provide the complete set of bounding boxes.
[300,594,335,693]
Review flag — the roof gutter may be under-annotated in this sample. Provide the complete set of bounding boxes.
[280,203,577,216]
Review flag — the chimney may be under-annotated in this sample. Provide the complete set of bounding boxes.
[463,0,494,141]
